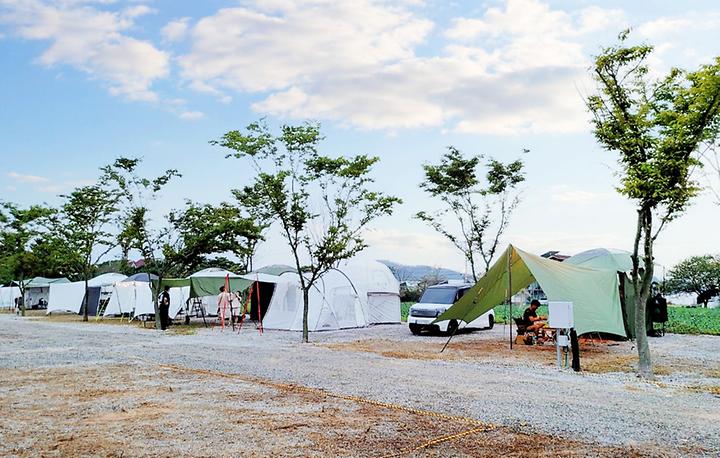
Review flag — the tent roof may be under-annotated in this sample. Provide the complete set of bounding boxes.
[189,268,240,278]
[88,272,127,287]
[240,272,285,284]
[565,248,633,272]
[256,265,297,276]
[123,273,158,282]
[437,245,626,337]
[25,277,70,288]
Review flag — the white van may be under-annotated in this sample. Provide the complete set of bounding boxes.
[407,283,494,335]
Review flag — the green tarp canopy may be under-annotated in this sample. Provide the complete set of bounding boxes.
[158,277,253,299]
[436,245,627,337]
[24,277,70,288]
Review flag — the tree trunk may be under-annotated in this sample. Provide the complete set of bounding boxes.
[82,275,89,322]
[302,287,310,343]
[468,254,477,283]
[154,275,162,331]
[19,272,26,317]
[633,207,654,379]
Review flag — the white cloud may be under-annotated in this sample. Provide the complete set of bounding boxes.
[179,110,204,120]
[179,1,433,94]
[179,0,626,134]
[0,0,169,102]
[161,17,189,42]
[7,171,49,183]
[549,185,612,204]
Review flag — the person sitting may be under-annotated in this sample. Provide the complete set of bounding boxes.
[522,299,547,334]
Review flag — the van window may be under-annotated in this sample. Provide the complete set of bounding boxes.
[419,288,457,304]
[456,288,470,301]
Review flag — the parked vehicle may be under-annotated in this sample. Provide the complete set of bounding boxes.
[407,283,494,335]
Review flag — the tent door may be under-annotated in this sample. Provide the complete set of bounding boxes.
[367,292,400,324]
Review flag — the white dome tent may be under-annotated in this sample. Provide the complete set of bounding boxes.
[47,273,127,315]
[252,259,400,331]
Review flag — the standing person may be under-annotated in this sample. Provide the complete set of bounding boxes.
[159,285,171,330]
[217,286,232,324]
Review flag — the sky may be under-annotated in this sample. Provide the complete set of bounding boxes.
[0,0,719,275]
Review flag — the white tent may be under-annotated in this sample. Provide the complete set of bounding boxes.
[0,286,21,310]
[190,268,240,278]
[132,285,191,319]
[47,273,127,314]
[103,281,153,317]
[256,259,400,331]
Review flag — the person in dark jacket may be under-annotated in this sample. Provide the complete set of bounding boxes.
[159,285,171,330]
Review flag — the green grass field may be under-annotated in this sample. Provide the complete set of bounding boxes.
[401,302,720,336]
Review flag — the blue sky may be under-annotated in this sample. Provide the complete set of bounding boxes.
[1,0,719,273]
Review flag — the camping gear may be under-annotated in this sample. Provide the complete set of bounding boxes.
[24,277,70,309]
[436,245,627,339]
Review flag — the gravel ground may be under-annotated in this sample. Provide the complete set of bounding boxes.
[1,314,719,456]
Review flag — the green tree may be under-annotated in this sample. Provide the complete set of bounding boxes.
[164,200,269,276]
[101,157,182,330]
[57,184,120,321]
[415,146,526,281]
[587,32,720,378]
[0,203,55,315]
[213,120,401,342]
[701,141,720,204]
[666,255,720,306]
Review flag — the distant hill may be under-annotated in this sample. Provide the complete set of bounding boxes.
[379,260,466,282]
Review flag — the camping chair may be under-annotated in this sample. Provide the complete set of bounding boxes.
[513,317,537,345]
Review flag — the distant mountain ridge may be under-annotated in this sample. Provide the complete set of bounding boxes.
[378,260,466,282]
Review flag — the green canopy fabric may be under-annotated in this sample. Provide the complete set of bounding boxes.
[564,248,633,272]
[157,276,252,299]
[436,245,627,337]
[188,276,252,298]
[157,278,191,289]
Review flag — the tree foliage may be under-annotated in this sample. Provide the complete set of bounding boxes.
[100,157,182,329]
[0,203,56,315]
[415,146,526,281]
[213,120,401,342]
[56,184,120,320]
[164,200,268,276]
[666,255,720,306]
[587,31,720,378]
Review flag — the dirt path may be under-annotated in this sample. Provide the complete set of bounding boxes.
[0,315,718,456]
[0,363,690,457]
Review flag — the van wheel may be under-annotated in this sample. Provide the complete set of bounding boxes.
[486,315,494,330]
[409,324,422,335]
[447,319,459,335]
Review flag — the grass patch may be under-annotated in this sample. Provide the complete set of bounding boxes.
[400,302,413,322]
[666,306,720,336]
[493,304,548,324]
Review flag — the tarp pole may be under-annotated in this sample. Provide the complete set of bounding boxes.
[256,274,263,334]
[508,247,513,350]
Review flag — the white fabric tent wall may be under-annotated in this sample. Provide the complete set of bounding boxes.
[47,282,87,314]
[260,260,400,331]
[104,281,153,317]
[133,286,190,318]
[341,260,400,324]
[0,286,21,309]
[47,273,127,314]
